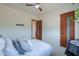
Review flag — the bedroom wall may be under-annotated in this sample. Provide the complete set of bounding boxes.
[42,4,79,56]
[0,5,38,40]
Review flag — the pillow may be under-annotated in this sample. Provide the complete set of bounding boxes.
[17,39,31,52]
[0,37,5,56]
[4,38,19,56]
[12,40,25,54]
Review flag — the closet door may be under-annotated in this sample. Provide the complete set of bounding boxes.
[60,11,75,47]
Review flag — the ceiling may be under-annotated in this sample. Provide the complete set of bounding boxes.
[0,3,79,17]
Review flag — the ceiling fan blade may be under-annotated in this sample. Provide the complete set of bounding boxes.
[38,7,42,11]
[26,4,35,6]
[36,3,40,5]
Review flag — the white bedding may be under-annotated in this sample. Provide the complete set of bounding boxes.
[0,38,53,56]
[24,39,53,56]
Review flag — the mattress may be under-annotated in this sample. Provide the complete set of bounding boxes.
[23,39,53,56]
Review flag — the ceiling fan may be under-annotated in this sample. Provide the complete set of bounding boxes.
[25,3,43,11]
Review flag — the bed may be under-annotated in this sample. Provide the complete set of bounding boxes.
[0,37,53,56]
[24,39,53,56]
[65,40,79,56]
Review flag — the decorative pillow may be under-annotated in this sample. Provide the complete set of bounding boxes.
[4,38,19,56]
[12,40,25,54]
[0,37,5,56]
[17,39,31,52]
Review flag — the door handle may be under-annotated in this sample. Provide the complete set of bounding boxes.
[61,33,64,35]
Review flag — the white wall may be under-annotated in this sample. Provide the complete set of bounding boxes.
[0,5,38,40]
[75,20,79,39]
[42,4,79,56]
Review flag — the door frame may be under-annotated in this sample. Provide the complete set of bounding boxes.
[31,20,42,40]
[60,11,75,47]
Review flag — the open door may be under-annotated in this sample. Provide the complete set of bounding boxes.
[32,20,42,40]
[60,11,75,47]
[36,20,42,40]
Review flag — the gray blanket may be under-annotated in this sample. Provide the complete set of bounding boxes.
[65,42,79,56]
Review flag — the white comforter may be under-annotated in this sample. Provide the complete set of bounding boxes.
[0,38,53,56]
[24,39,53,56]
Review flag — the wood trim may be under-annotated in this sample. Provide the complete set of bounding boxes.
[60,11,75,15]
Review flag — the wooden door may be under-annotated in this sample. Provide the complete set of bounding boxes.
[60,11,75,47]
[38,20,42,40]
[36,20,42,40]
